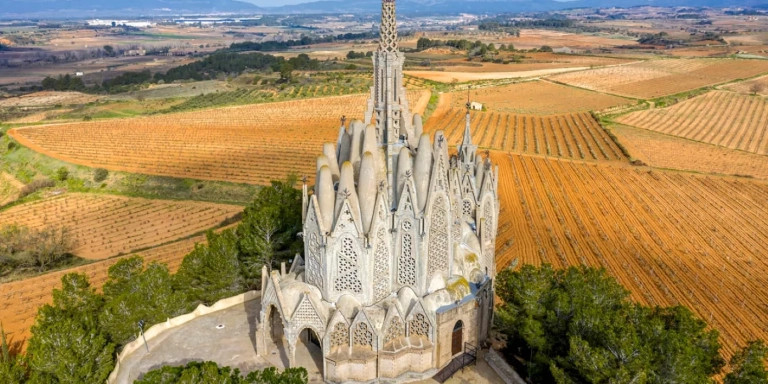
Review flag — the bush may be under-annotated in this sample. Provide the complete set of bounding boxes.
[0,224,72,273]
[19,178,55,197]
[6,142,16,151]
[56,167,69,181]
[93,168,109,182]
[135,362,307,384]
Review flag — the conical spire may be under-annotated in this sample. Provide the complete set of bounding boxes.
[379,0,398,52]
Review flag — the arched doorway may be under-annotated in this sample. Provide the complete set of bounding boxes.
[296,328,323,380]
[268,305,284,346]
[452,320,463,356]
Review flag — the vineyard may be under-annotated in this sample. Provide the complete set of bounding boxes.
[445,80,632,115]
[0,193,241,259]
[492,152,768,360]
[617,91,768,155]
[424,104,625,162]
[549,58,768,98]
[0,233,207,349]
[9,91,430,185]
[611,125,768,180]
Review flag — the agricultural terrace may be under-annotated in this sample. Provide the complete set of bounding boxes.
[0,173,23,206]
[0,233,206,349]
[617,91,768,155]
[549,58,768,98]
[424,105,625,162]
[723,74,768,96]
[611,125,768,180]
[0,193,241,259]
[9,91,430,185]
[404,67,587,83]
[446,80,632,115]
[492,152,768,360]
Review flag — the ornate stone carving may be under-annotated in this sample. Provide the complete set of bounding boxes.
[353,322,374,349]
[428,195,449,277]
[334,236,363,294]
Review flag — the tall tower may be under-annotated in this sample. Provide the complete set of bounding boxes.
[364,0,414,209]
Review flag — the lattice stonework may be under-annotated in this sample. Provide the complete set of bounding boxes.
[293,297,323,331]
[398,224,416,286]
[331,322,349,348]
[334,237,363,293]
[353,322,374,349]
[409,313,430,338]
[306,233,322,288]
[483,199,495,271]
[384,316,405,345]
[428,196,449,277]
[379,0,398,52]
[373,227,390,301]
[462,199,473,217]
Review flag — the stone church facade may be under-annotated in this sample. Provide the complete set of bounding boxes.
[255,0,499,381]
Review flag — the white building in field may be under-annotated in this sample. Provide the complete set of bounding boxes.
[254,0,499,382]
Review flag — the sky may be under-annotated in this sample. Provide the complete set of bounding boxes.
[243,0,311,6]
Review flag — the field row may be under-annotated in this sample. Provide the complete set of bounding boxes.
[0,193,241,259]
[550,58,768,99]
[9,91,430,185]
[493,153,768,360]
[424,106,625,162]
[445,80,632,115]
[0,233,207,349]
[612,125,768,180]
[617,91,768,155]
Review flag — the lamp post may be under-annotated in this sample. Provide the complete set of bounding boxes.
[138,320,149,353]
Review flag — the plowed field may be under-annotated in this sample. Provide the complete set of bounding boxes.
[493,152,768,360]
[617,91,768,155]
[611,125,768,180]
[0,193,241,259]
[0,234,207,349]
[424,105,625,162]
[8,91,430,185]
[550,58,768,98]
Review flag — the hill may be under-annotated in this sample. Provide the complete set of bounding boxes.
[2,0,262,19]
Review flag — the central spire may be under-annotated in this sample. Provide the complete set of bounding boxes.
[364,0,417,209]
[379,0,398,52]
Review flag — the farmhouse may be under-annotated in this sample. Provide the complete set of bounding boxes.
[254,0,499,382]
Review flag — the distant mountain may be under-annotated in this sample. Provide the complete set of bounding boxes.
[269,0,768,15]
[2,0,767,19]
[2,0,263,19]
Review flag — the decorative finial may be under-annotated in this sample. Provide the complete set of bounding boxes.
[301,175,308,184]
[466,85,471,112]
[341,115,347,127]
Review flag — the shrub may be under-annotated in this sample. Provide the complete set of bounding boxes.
[19,178,55,197]
[56,167,69,181]
[93,168,109,182]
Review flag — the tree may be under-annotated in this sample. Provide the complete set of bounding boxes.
[0,224,72,273]
[0,325,26,384]
[26,273,115,384]
[175,230,244,305]
[103,45,115,57]
[135,362,308,384]
[100,257,188,345]
[495,264,724,383]
[749,83,764,95]
[278,62,294,83]
[236,176,302,287]
[725,340,768,384]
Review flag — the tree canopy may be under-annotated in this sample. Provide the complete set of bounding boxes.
[495,264,726,383]
[135,362,307,384]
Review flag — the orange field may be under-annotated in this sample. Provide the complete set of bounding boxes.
[492,152,768,359]
[549,58,768,98]
[612,125,768,180]
[0,233,207,349]
[446,80,632,115]
[424,103,625,162]
[8,91,430,185]
[723,74,768,96]
[0,193,241,259]
[617,91,768,155]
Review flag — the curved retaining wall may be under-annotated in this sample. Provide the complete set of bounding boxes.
[107,290,260,383]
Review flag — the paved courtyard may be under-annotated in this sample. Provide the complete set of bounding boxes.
[114,297,502,384]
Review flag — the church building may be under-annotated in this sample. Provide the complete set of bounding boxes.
[255,0,500,381]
